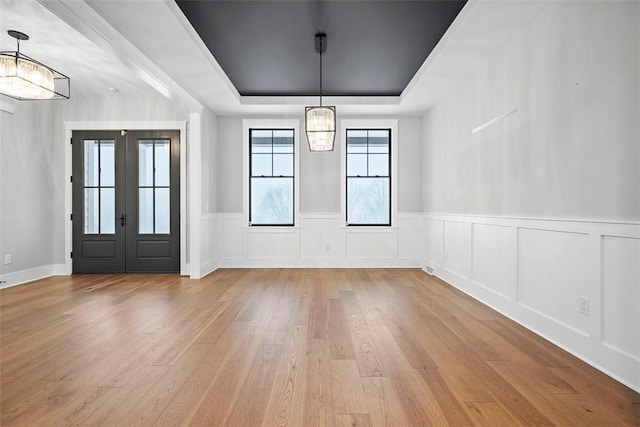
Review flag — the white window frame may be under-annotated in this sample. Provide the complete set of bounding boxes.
[340,119,398,227]
[242,119,301,227]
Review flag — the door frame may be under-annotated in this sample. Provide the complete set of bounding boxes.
[64,121,188,276]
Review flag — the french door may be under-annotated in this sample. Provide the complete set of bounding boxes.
[72,130,180,273]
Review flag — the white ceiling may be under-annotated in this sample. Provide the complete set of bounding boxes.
[1,0,546,115]
[0,0,157,99]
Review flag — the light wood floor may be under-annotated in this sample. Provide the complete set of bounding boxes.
[1,269,638,426]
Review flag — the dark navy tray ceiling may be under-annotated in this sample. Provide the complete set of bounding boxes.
[176,0,467,97]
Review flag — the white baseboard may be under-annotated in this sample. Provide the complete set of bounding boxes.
[0,264,66,289]
[200,259,219,278]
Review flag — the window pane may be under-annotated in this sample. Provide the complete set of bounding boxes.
[155,188,170,234]
[347,178,390,225]
[347,130,367,153]
[139,188,154,234]
[250,177,293,224]
[100,188,115,234]
[99,141,115,186]
[251,154,272,176]
[273,130,294,153]
[368,132,389,153]
[347,154,367,176]
[273,154,293,176]
[251,130,272,153]
[83,140,99,186]
[155,140,170,186]
[84,188,99,234]
[139,140,154,186]
[369,154,389,176]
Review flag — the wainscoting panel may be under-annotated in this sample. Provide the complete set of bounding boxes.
[247,229,299,259]
[422,213,640,393]
[443,220,471,279]
[602,236,640,361]
[299,215,344,260]
[397,215,423,261]
[471,223,514,300]
[216,213,421,268]
[518,228,590,335]
[345,229,397,260]
[219,215,244,261]
[424,218,443,267]
[200,214,218,277]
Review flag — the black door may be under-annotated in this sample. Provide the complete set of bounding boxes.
[72,130,180,273]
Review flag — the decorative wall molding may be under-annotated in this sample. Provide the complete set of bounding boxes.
[422,213,640,393]
[200,213,219,277]
[217,212,423,268]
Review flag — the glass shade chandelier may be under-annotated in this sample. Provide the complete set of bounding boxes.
[305,33,336,151]
[0,30,70,100]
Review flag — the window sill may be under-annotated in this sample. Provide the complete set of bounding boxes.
[341,226,398,232]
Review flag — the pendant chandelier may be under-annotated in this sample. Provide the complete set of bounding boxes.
[0,30,70,100]
[305,33,336,151]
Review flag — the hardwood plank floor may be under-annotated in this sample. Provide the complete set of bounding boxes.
[1,269,638,426]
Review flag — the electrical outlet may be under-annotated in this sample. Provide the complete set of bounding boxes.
[4,254,11,265]
[579,296,590,316]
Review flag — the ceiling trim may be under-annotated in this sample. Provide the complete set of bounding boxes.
[37,0,203,112]
[164,0,240,104]
[240,95,400,107]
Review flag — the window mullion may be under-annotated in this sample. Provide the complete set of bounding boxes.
[98,140,102,234]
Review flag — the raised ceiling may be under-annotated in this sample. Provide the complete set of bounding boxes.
[176,0,466,97]
[4,0,547,115]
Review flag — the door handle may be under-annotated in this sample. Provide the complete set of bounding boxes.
[119,213,126,227]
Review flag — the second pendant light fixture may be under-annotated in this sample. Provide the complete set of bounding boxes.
[305,33,336,152]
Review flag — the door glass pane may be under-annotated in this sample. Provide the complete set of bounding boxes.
[155,188,170,234]
[139,140,154,186]
[347,177,390,225]
[155,140,170,186]
[84,188,99,234]
[100,188,115,234]
[139,188,154,234]
[100,141,115,186]
[83,140,99,186]
[250,177,293,224]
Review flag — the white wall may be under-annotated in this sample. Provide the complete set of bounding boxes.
[53,93,190,265]
[422,1,640,392]
[423,2,639,221]
[0,93,191,287]
[215,114,424,267]
[218,115,423,214]
[0,101,58,285]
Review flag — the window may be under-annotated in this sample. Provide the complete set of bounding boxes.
[346,129,391,226]
[249,129,295,226]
